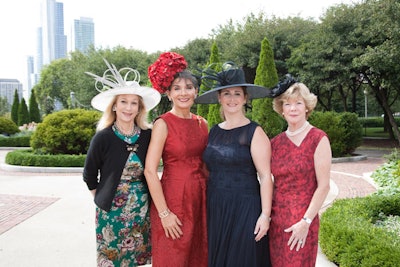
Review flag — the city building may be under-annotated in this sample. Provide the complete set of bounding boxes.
[73,17,94,53]
[0,79,23,106]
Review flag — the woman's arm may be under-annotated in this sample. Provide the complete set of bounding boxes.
[144,119,183,240]
[251,126,273,242]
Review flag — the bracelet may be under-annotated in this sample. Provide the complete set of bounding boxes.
[158,209,170,219]
[260,213,271,222]
[302,217,312,224]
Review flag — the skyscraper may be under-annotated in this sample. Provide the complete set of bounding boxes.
[73,17,95,53]
[40,0,67,70]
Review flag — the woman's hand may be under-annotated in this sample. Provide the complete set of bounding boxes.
[161,211,183,240]
[284,220,310,251]
[254,213,270,242]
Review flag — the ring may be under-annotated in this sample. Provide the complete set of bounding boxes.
[299,240,303,244]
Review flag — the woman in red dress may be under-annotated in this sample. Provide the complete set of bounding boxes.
[269,76,332,267]
[144,52,208,267]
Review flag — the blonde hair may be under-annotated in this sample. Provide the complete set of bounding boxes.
[96,95,151,131]
[272,83,317,119]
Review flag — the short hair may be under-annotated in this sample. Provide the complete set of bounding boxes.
[272,82,317,119]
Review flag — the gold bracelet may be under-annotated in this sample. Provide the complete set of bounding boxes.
[158,209,170,219]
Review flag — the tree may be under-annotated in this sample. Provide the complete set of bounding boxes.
[17,98,30,126]
[11,89,19,124]
[0,97,10,117]
[197,42,222,127]
[351,0,400,143]
[252,37,281,138]
[29,89,41,123]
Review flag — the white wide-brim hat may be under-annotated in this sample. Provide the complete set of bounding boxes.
[91,82,161,112]
[86,59,161,112]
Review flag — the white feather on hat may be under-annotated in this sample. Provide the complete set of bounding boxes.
[86,59,161,112]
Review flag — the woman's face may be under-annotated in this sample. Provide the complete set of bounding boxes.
[114,94,140,123]
[218,87,246,113]
[282,97,307,124]
[167,77,197,110]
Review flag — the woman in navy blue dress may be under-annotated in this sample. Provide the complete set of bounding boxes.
[195,63,273,267]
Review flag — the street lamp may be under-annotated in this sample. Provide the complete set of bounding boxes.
[363,89,368,118]
[363,89,368,136]
[70,91,75,108]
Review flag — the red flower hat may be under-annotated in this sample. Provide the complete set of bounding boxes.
[148,52,188,94]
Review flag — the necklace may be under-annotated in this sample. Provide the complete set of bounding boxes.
[286,121,310,137]
[114,122,139,137]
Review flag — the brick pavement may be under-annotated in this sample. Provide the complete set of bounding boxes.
[330,157,384,200]
[0,194,59,234]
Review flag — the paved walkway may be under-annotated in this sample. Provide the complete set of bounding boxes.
[0,147,390,266]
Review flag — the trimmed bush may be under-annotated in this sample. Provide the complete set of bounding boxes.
[0,135,31,147]
[309,111,363,157]
[5,149,85,167]
[338,112,363,155]
[359,117,400,128]
[30,109,101,155]
[0,117,20,136]
[309,111,346,157]
[320,194,400,267]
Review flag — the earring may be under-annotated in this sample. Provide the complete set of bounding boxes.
[282,112,285,115]
[112,106,116,111]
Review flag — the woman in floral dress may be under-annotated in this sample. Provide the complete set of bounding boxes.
[83,59,161,266]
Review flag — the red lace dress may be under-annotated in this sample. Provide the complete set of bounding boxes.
[269,127,327,267]
[150,112,208,267]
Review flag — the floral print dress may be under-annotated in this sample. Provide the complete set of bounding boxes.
[96,127,151,266]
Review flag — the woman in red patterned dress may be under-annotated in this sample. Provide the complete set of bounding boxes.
[144,52,208,267]
[269,76,332,267]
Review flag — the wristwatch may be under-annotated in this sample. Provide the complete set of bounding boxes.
[302,217,312,224]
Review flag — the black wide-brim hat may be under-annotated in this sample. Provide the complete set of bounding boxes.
[195,68,273,104]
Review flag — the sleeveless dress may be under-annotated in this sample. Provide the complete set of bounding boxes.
[150,112,208,267]
[204,121,271,267]
[269,127,327,267]
[96,127,151,266]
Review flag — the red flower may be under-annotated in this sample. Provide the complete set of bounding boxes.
[148,52,188,93]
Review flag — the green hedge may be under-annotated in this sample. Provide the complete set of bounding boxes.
[5,149,85,167]
[359,117,400,128]
[0,135,30,147]
[320,194,400,267]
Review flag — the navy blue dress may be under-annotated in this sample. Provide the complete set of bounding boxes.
[203,121,271,267]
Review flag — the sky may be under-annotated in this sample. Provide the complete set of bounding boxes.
[0,0,356,94]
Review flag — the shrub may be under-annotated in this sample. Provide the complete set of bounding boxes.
[338,112,363,155]
[359,117,400,128]
[309,111,363,157]
[309,111,346,157]
[0,117,20,136]
[0,134,31,147]
[5,149,85,167]
[30,109,101,155]
[320,194,400,267]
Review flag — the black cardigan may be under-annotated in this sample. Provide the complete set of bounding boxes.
[83,126,151,211]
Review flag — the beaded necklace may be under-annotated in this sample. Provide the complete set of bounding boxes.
[285,121,310,137]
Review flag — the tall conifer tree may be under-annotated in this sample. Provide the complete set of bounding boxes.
[29,89,41,123]
[252,37,282,138]
[18,98,30,126]
[11,89,19,124]
[197,42,219,120]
